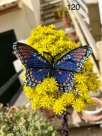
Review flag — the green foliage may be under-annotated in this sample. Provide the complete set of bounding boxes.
[54,6,70,18]
[0,105,59,136]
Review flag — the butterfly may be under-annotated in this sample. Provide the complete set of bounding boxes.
[13,42,92,92]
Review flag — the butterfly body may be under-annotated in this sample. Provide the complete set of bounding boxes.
[13,42,92,92]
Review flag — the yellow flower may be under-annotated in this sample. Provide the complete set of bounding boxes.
[72,98,86,112]
[75,84,88,94]
[21,65,26,70]
[75,73,87,84]
[53,98,66,114]
[35,77,58,95]
[20,25,101,114]
[61,92,75,106]
[23,85,35,100]
[21,71,26,82]
[40,94,55,109]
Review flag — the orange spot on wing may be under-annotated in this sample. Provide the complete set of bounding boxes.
[35,80,38,82]
[30,71,33,75]
[25,60,28,63]
[18,46,21,49]
[63,83,66,86]
[76,63,79,66]
[20,49,24,52]
[66,78,69,83]
[31,78,35,81]
[59,84,63,87]
[83,49,86,52]
[68,73,70,76]
[79,56,82,58]
[82,53,85,55]
[59,71,62,75]
[61,59,64,62]
[38,81,41,83]
[40,58,43,61]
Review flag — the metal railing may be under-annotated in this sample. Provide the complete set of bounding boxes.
[0,69,23,105]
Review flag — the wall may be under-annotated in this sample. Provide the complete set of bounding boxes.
[0,0,40,41]
[98,0,102,25]
[31,0,40,25]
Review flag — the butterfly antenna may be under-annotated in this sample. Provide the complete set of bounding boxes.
[43,52,53,58]
[43,52,61,64]
[53,53,61,60]
[51,53,61,64]
[43,51,54,63]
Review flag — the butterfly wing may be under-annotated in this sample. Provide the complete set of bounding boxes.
[13,42,51,68]
[53,46,92,92]
[52,69,74,92]
[54,46,92,72]
[26,68,50,87]
[13,42,51,87]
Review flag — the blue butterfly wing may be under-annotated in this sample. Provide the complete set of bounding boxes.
[13,42,51,68]
[54,46,92,72]
[53,46,92,92]
[52,69,74,92]
[26,68,50,87]
[13,42,51,87]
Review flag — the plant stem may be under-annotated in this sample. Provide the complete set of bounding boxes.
[62,111,69,136]
[56,111,70,136]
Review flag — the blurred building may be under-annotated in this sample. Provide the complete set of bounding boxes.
[0,0,40,105]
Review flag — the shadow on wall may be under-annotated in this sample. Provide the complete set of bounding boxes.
[31,0,40,25]
[23,0,40,29]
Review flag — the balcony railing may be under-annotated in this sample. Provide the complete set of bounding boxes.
[0,69,23,105]
[64,0,102,85]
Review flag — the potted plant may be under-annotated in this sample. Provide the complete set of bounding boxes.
[54,6,71,28]
[0,104,59,136]
[54,6,79,43]
[53,9,61,20]
[79,97,102,122]
[13,25,101,136]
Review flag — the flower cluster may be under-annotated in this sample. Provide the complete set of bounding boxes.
[22,25,101,115]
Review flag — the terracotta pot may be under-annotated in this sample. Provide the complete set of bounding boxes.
[69,32,76,37]
[39,108,55,120]
[62,16,69,24]
[79,112,102,122]
[79,97,102,122]
[9,106,19,111]
[54,11,60,20]
[84,97,102,116]
[74,39,79,43]
[6,106,19,115]
[70,36,79,43]
[64,23,71,28]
